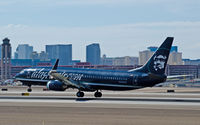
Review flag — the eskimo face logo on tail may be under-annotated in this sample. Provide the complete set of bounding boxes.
[153,55,167,71]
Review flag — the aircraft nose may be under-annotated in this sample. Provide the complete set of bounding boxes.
[14,73,20,79]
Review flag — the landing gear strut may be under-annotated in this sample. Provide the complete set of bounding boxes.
[94,91,102,98]
[76,91,84,97]
[27,85,32,92]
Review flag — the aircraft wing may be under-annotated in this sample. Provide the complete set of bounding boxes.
[49,59,91,90]
[49,70,92,91]
[49,70,80,88]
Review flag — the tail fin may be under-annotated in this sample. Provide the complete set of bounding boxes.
[131,37,174,74]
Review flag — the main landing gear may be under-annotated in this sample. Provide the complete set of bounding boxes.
[76,91,102,98]
[76,91,84,97]
[94,91,102,98]
[27,85,32,92]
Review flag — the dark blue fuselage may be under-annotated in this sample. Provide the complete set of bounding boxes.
[15,67,166,91]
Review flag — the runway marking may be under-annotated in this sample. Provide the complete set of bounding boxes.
[0,96,200,106]
[1,96,200,102]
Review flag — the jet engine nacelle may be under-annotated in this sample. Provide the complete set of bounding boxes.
[46,80,66,91]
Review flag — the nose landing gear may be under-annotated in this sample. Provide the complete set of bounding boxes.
[27,85,32,92]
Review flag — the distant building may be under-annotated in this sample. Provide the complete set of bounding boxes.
[139,46,182,65]
[15,44,33,59]
[1,38,12,81]
[11,59,32,66]
[46,44,72,65]
[71,60,81,65]
[30,51,48,61]
[139,50,154,65]
[168,51,183,65]
[101,55,139,66]
[31,51,39,60]
[0,46,1,59]
[198,65,200,78]
[170,46,178,52]
[166,65,200,78]
[11,59,56,67]
[147,46,158,52]
[101,54,114,65]
[39,51,48,61]
[113,56,138,66]
[183,59,200,65]
[147,46,178,52]
[86,43,101,65]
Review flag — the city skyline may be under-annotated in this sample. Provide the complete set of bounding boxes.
[0,0,200,60]
[8,40,198,62]
[8,40,200,66]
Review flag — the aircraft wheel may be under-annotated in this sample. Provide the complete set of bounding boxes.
[94,91,102,98]
[76,91,84,97]
[27,88,32,92]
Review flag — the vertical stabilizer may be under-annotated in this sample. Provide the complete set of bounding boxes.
[130,37,174,75]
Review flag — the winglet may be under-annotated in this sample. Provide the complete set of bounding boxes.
[52,59,59,70]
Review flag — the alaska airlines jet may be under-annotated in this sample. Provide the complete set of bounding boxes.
[14,37,173,97]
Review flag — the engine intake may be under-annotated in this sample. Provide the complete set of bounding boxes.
[47,80,66,91]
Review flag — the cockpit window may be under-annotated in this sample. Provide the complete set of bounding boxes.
[20,70,25,74]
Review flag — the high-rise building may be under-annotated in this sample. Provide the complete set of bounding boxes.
[46,44,72,65]
[15,44,33,59]
[86,43,101,65]
[1,38,12,81]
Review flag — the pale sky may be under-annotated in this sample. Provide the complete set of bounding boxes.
[0,0,200,61]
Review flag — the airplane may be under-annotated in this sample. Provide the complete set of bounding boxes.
[14,37,173,97]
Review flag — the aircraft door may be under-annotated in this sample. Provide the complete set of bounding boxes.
[27,71,31,78]
[128,74,138,85]
[134,76,139,85]
[127,75,133,84]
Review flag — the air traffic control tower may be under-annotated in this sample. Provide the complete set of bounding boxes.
[1,38,12,82]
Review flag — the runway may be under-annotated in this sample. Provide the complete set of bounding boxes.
[0,86,200,125]
[1,96,200,105]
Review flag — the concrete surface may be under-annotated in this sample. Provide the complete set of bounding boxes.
[0,86,200,125]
